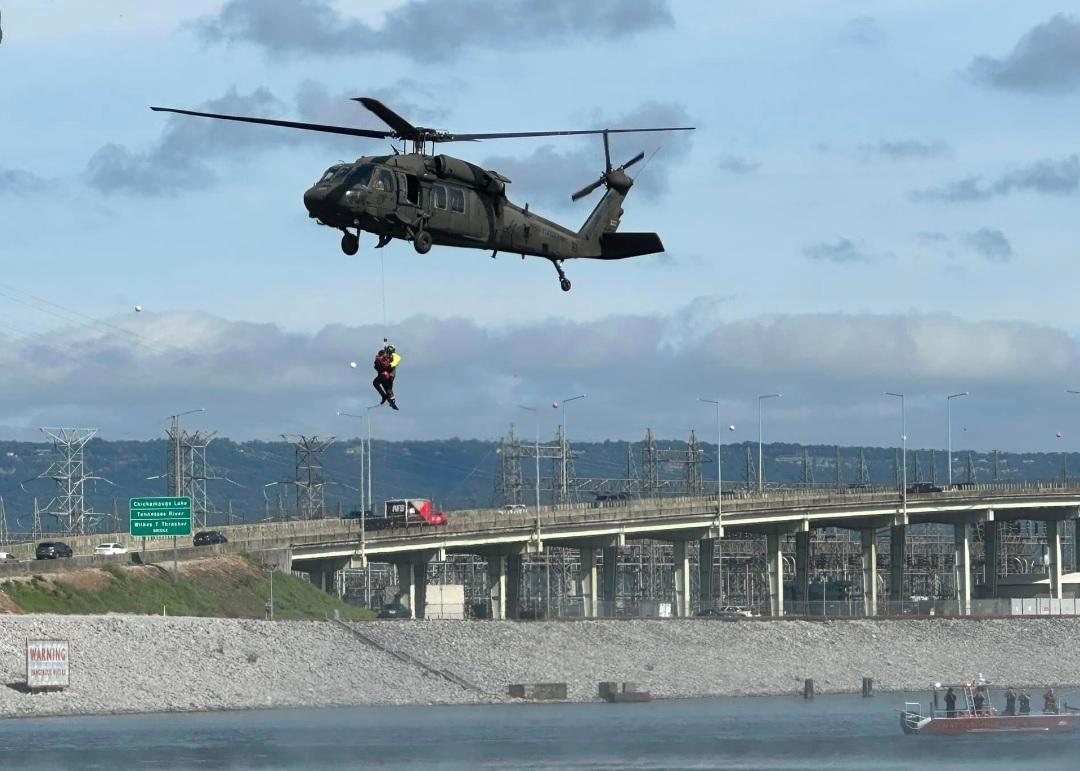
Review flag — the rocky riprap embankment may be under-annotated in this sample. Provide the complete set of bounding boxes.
[3,615,1080,717]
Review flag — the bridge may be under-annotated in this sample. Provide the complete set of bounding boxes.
[286,483,1080,619]
[6,483,1077,619]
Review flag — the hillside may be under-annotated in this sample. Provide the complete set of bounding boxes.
[0,555,372,620]
[1,435,1076,534]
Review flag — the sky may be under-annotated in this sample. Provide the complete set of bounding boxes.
[2,1,1080,451]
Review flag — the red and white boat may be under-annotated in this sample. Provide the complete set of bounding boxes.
[900,679,1080,734]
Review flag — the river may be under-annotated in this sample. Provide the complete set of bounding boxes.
[0,693,1076,769]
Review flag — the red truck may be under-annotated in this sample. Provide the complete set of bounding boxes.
[365,498,447,530]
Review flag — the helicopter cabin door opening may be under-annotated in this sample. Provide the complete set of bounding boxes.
[398,173,421,207]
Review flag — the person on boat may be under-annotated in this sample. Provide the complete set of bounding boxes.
[973,687,985,715]
[944,687,957,717]
[1019,690,1031,714]
[1044,688,1058,714]
[1004,687,1017,716]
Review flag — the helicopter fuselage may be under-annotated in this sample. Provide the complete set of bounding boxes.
[302,152,633,265]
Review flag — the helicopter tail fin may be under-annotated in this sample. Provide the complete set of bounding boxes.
[596,231,665,260]
[577,183,629,243]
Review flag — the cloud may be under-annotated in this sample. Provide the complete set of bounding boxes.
[964,228,1014,263]
[717,155,760,175]
[193,0,673,62]
[859,139,951,161]
[916,231,948,244]
[911,155,1080,202]
[803,238,878,264]
[2,305,1078,449]
[481,102,694,210]
[838,16,885,46]
[85,87,290,195]
[0,169,53,195]
[968,14,1080,93]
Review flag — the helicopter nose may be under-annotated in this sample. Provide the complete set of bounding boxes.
[303,187,323,218]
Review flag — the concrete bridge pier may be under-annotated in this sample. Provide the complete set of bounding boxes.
[766,532,784,617]
[1048,519,1063,600]
[889,524,906,601]
[394,561,415,618]
[794,530,810,605]
[305,557,348,597]
[860,529,877,616]
[506,554,522,619]
[954,523,970,616]
[984,519,999,598]
[487,556,507,620]
[672,540,690,617]
[579,548,597,618]
[699,537,716,609]
[601,546,618,617]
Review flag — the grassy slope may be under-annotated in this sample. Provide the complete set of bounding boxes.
[0,555,374,620]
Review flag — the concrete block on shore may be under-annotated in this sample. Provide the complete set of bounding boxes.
[508,683,567,700]
[600,681,652,703]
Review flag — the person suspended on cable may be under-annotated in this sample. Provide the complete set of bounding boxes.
[372,343,401,410]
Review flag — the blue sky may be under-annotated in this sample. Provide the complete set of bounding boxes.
[3,1,1080,451]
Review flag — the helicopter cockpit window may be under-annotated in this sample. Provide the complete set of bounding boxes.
[372,168,395,192]
[433,185,447,210]
[343,164,374,189]
[319,166,351,185]
[448,187,465,213]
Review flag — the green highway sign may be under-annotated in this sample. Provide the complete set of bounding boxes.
[129,497,192,537]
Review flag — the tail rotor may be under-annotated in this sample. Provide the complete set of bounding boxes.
[571,130,646,202]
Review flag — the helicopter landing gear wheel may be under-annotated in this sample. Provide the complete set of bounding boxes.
[550,258,572,292]
[413,230,432,255]
[341,231,359,256]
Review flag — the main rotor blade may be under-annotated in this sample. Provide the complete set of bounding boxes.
[446,126,695,142]
[622,151,646,170]
[352,97,417,139]
[570,177,605,202]
[150,107,393,139]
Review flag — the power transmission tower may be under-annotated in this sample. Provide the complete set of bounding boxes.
[283,435,335,519]
[930,450,937,486]
[745,446,755,491]
[857,449,870,486]
[495,425,524,506]
[835,446,843,491]
[992,450,1000,483]
[913,452,921,484]
[167,427,218,529]
[965,452,976,484]
[801,448,814,485]
[685,430,703,495]
[642,429,659,498]
[0,496,7,546]
[39,427,101,535]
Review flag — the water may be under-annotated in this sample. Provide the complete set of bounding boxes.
[0,694,1076,770]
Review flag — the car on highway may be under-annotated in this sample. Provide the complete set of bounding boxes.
[94,542,127,556]
[193,530,228,546]
[35,541,73,559]
[907,482,943,494]
[696,606,755,619]
[377,601,410,619]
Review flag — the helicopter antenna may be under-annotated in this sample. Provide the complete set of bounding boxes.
[631,146,663,183]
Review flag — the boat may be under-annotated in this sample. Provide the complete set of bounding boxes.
[899,678,1080,734]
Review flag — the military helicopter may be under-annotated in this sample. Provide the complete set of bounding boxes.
[151,98,693,291]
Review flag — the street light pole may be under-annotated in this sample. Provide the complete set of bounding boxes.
[757,394,781,493]
[701,398,735,605]
[946,392,969,487]
[555,394,587,504]
[886,392,907,518]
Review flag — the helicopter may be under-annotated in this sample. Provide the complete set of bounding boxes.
[150,97,693,291]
